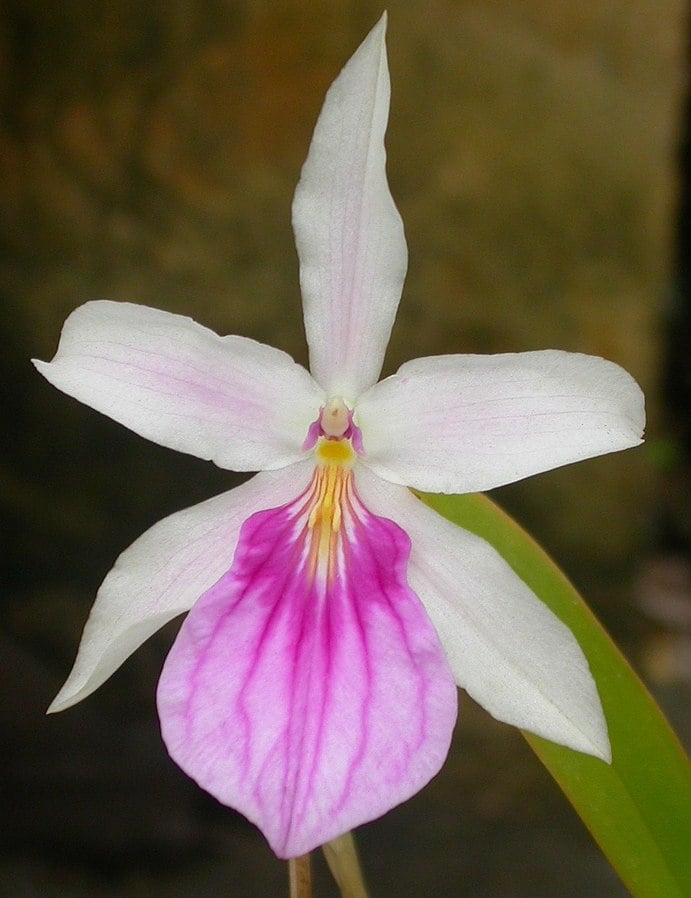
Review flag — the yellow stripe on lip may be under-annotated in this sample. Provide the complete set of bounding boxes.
[306,437,356,581]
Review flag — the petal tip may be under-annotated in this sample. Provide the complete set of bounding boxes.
[47,669,93,713]
[567,723,612,765]
[46,690,74,715]
[521,707,612,765]
[598,740,613,765]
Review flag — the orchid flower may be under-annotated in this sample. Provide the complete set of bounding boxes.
[34,14,644,860]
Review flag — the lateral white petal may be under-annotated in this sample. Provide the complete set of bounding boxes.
[356,350,645,493]
[48,462,313,712]
[355,467,611,761]
[34,301,324,471]
[292,12,407,399]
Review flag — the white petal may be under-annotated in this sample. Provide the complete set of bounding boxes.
[34,301,325,471]
[356,350,645,493]
[355,466,611,760]
[48,461,314,712]
[292,12,407,399]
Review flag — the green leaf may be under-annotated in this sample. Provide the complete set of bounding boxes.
[421,491,691,898]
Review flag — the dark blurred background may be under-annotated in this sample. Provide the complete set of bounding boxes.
[1,1,689,895]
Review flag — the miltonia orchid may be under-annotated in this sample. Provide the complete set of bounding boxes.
[35,14,645,859]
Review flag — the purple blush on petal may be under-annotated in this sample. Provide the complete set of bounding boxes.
[156,470,457,858]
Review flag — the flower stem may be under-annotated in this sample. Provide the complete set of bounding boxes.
[289,853,312,898]
[322,832,369,898]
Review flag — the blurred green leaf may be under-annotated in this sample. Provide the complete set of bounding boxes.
[422,491,691,898]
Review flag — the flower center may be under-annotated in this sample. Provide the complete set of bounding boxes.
[303,397,364,454]
[320,397,350,438]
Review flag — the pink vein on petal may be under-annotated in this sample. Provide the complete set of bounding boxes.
[156,464,457,858]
